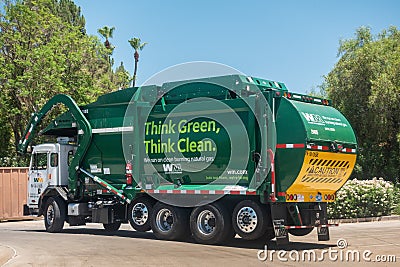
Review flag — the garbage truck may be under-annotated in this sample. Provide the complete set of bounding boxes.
[19,74,357,245]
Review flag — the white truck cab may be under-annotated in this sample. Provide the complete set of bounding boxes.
[27,138,75,214]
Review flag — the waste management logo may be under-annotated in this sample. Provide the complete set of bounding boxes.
[162,163,182,174]
[257,238,397,263]
[122,62,276,207]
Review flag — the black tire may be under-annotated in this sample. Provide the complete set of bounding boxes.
[190,202,233,245]
[289,227,314,236]
[103,222,122,232]
[232,200,270,240]
[150,202,189,241]
[44,197,66,233]
[128,197,155,232]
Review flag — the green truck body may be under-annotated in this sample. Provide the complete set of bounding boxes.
[20,74,357,245]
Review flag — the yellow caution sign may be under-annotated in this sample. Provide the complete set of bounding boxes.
[286,150,357,202]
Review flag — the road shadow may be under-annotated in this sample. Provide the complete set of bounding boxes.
[17,228,335,250]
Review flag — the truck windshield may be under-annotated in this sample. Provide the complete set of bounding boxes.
[32,153,48,170]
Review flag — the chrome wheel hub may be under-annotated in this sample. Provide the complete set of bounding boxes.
[156,208,173,232]
[46,204,55,226]
[132,203,148,226]
[236,207,258,233]
[197,210,216,235]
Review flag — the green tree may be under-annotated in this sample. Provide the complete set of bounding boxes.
[0,0,114,158]
[114,61,131,89]
[49,0,85,31]
[0,117,11,158]
[128,36,147,87]
[325,26,400,181]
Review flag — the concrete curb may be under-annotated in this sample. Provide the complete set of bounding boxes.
[0,216,42,223]
[0,245,16,266]
[329,215,400,224]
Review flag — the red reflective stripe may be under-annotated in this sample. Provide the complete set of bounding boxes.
[286,226,310,229]
[342,148,356,153]
[309,145,329,151]
[276,144,305,149]
[292,144,305,148]
[110,189,119,195]
[277,192,286,197]
[145,189,257,195]
[267,149,276,202]
[25,132,31,140]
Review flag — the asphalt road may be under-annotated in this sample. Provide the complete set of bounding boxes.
[0,219,399,266]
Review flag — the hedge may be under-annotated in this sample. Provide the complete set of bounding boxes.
[328,178,398,219]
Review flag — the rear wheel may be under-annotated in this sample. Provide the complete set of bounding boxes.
[103,222,121,232]
[44,197,66,233]
[232,200,269,240]
[289,227,314,236]
[190,203,233,245]
[150,202,189,241]
[128,197,155,232]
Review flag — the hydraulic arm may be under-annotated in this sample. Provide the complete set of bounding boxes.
[18,94,92,199]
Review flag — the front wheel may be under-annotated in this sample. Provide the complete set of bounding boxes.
[128,197,155,232]
[103,222,122,232]
[44,197,66,233]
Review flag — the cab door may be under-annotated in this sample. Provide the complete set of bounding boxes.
[28,152,49,208]
[48,152,60,186]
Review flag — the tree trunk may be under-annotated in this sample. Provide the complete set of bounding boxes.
[11,120,21,153]
[132,51,139,87]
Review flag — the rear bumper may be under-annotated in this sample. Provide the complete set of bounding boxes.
[279,223,339,230]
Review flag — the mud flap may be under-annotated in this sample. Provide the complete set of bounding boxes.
[316,203,330,241]
[271,203,289,245]
[273,219,289,245]
[317,226,330,241]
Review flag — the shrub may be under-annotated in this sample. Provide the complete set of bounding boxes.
[328,178,395,219]
[0,153,29,167]
[393,185,400,215]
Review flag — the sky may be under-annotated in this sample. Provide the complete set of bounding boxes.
[75,0,400,93]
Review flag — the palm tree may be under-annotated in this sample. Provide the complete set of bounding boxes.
[98,26,115,68]
[98,26,115,50]
[128,37,147,87]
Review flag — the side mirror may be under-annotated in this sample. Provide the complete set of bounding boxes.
[27,145,33,153]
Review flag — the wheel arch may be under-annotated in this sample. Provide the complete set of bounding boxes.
[38,186,68,216]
